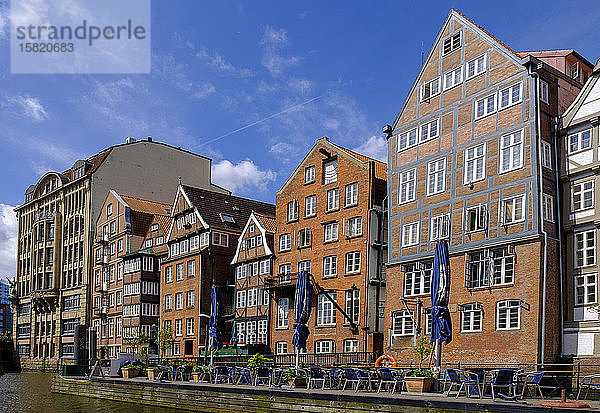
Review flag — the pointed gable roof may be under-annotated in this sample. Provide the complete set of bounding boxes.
[561,61,600,128]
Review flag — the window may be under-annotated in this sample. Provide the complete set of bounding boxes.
[247,288,257,307]
[186,290,195,307]
[237,290,247,309]
[277,298,289,328]
[430,214,450,241]
[118,239,123,252]
[259,260,270,275]
[499,82,522,109]
[276,341,288,354]
[444,66,463,90]
[324,159,337,184]
[305,195,316,217]
[110,221,116,234]
[575,230,595,268]
[279,263,291,275]
[343,339,359,353]
[323,256,337,278]
[326,188,339,211]
[287,200,298,222]
[576,274,597,305]
[107,204,113,216]
[496,300,520,330]
[465,204,487,232]
[165,266,173,283]
[317,293,336,326]
[397,128,418,151]
[467,248,514,288]
[420,118,439,142]
[151,223,158,232]
[324,222,338,242]
[420,77,441,101]
[392,310,414,336]
[569,130,592,153]
[541,141,552,169]
[305,166,315,183]
[298,228,311,248]
[186,318,194,336]
[499,130,524,173]
[145,239,152,248]
[176,263,184,281]
[298,260,311,273]
[572,181,594,211]
[543,194,554,223]
[213,232,229,247]
[402,222,419,247]
[501,194,525,224]
[464,144,486,184]
[175,292,183,310]
[345,252,361,274]
[257,319,268,343]
[475,94,497,119]
[343,183,359,208]
[442,32,461,55]
[399,169,417,204]
[347,216,362,237]
[175,319,183,336]
[279,233,291,251]
[404,261,432,296]
[187,260,195,277]
[540,80,549,104]
[461,303,482,332]
[427,158,446,195]
[116,291,122,306]
[220,214,235,224]
[466,54,486,79]
[345,289,360,324]
[315,340,335,353]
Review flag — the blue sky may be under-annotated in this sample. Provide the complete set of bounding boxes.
[0,0,599,277]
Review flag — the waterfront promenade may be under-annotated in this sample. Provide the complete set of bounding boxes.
[52,375,600,412]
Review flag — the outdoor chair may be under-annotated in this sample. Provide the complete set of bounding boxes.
[484,369,516,400]
[326,368,342,389]
[173,365,192,381]
[444,369,482,398]
[516,371,545,399]
[254,366,272,386]
[155,364,172,381]
[577,374,600,400]
[341,368,371,392]
[308,367,327,389]
[234,366,253,385]
[214,366,233,384]
[377,368,404,394]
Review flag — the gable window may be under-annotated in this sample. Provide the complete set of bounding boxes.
[323,159,337,184]
[466,54,486,79]
[305,166,315,183]
[572,181,594,212]
[444,66,463,90]
[465,204,487,232]
[461,303,483,332]
[430,214,450,241]
[496,300,520,330]
[464,143,486,184]
[540,80,549,104]
[324,222,338,242]
[305,195,316,217]
[575,230,595,268]
[151,223,158,232]
[500,194,526,224]
[499,82,522,109]
[347,216,363,237]
[399,169,417,204]
[345,251,361,274]
[392,310,414,336]
[442,32,461,55]
[397,128,418,152]
[475,94,497,119]
[279,233,291,251]
[541,141,552,169]
[345,183,358,207]
[287,200,298,222]
[107,204,113,216]
[404,261,432,296]
[499,130,524,173]
[427,158,446,195]
[420,77,441,101]
[543,194,554,223]
[569,129,592,153]
[298,228,312,248]
[420,118,439,142]
[402,222,419,247]
[323,256,337,278]
[575,274,597,305]
[317,293,336,326]
[327,188,339,211]
[345,289,360,324]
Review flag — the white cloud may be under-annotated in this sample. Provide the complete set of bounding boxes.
[212,159,276,194]
[261,26,301,77]
[153,54,216,99]
[0,204,17,279]
[194,46,252,78]
[353,135,388,163]
[7,95,49,122]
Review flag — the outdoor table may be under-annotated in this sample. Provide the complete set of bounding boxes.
[541,371,574,398]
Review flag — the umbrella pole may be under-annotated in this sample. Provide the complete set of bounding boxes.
[210,337,214,367]
[434,339,442,369]
[295,348,299,369]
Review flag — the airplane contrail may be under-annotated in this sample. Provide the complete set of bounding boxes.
[197,95,322,147]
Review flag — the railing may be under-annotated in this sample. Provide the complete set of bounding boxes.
[264,273,299,289]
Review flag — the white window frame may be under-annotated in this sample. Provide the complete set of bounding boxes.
[287,200,298,222]
[324,222,338,242]
[305,166,315,183]
[442,32,461,56]
[343,339,359,353]
[500,194,526,225]
[475,94,497,119]
[465,204,487,232]
[461,303,483,332]
[420,118,440,142]
[305,195,316,217]
[347,216,363,237]
[575,274,597,306]
[399,168,417,204]
[444,66,463,90]
[345,183,358,207]
[420,77,441,101]
[402,222,419,247]
[466,54,487,79]
[392,310,414,336]
[345,251,361,274]
[569,129,592,154]
[326,188,339,211]
[404,261,432,297]
[279,234,291,252]
[543,194,554,223]
[575,230,596,268]
[464,143,486,184]
[316,293,336,326]
[276,341,288,354]
[540,80,549,104]
[236,290,247,309]
[499,130,524,173]
[499,82,522,110]
[315,340,335,354]
[430,213,450,241]
[427,158,446,195]
[323,255,337,278]
[277,298,289,328]
[541,140,552,169]
[397,128,418,152]
[572,181,594,212]
[496,300,520,330]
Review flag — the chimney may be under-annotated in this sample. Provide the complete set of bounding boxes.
[125,137,136,144]
[147,137,152,142]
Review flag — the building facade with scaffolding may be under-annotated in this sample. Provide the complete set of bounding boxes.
[383,10,593,364]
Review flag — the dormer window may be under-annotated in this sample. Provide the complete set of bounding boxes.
[220,214,235,224]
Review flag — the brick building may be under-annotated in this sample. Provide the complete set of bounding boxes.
[161,184,274,357]
[230,212,276,350]
[269,137,387,356]
[384,10,592,364]
[0,279,11,336]
[559,59,600,359]
[90,191,170,358]
[13,137,227,368]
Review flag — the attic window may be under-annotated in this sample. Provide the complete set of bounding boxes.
[443,32,461,56]
[221,214,235,224]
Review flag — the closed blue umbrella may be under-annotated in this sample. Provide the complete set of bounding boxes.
[292,271,312,368]
[208,286,223,366]
[431,240,452,367]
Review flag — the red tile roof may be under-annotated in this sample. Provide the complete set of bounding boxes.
[254,212,276,233]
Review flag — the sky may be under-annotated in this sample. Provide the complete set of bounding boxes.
[0,0,599,279]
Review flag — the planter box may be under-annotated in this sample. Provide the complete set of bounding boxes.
[147,369,158,380]
[191,372,210,382]
[404,376,433,392]
[288,377,307,388]
[122,367,140,379]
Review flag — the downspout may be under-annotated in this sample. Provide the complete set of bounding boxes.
[552,116,565,360]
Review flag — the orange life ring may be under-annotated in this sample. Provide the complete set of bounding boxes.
[375,354,397,367]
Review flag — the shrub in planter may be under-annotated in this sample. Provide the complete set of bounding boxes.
[147,367,159,381]
[122,366,140,379]
[405,338,435,392]
[282,368,306,388]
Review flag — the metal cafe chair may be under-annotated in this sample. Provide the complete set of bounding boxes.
[444,369,482,398]
[341,368,371,392]
[377,368,404,394]
[484,369,516,400]
[233,366,253,385]
[516,371,545,399]
[577,374,600,400]
[308,367,327,389]
[254,366,272,386]
[213,365,233,384]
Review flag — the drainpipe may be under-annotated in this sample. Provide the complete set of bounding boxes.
[552,116,565,360]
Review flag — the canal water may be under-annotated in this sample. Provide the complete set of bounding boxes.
[0,372,180,413]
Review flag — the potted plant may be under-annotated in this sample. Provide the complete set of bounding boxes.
[404,337,435,392]
[147,366,159,381]
[122,362,142,379]
[282,368,306,388]
[191,365,210,382]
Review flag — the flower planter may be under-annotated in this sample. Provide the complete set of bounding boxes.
[122,367,140,379]
[288,377,307,388]
[404,376,433,392]
[147,369,158,380]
